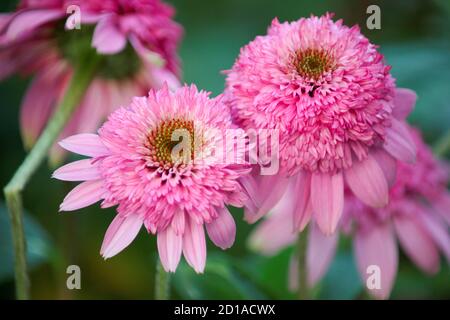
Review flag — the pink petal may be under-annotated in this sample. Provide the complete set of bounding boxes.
[92,18,127,55]
[292,171,313,232]
[157,226,183,272]
[354,223,398,300]
[100,213,143,259]
[311,172,344,235]
[393,215,440,274]
[371,149,397,188]
[150,68,181,91]
[183,218,206,273]
[60,180,104,211]
[432,193,450,225]
[245,174,289,223]
[392,88,417,120]
[71,81,111,134]
[240,174,259,217]
[130,35,166,69]
[52,159,100,181]
[419,212,450,263]
[307,223,338,287]
[0,13,13,31]
[345,155,389,208]
[248,197,296,255]
[383,119,416,163]
[20,67,65,148]
[5,9,63,41]
[171,211,185,236]
[59,134,110,157]
[206,207,236,250]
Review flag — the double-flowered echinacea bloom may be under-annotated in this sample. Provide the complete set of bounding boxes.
[0,0,182,161]
[53,85,251,273]
[226,14,417,235]
[250,127,450,299]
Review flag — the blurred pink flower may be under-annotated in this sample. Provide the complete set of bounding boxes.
[226,14,417,235]
[249,127,450,299]
[53,85,250,273]
[0,0,182,162]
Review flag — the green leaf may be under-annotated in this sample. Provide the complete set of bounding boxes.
[317,250,362,300]
[173,252,268,299]
[383,41,450,142]
[0,203,53,283]
[235,249,295,299]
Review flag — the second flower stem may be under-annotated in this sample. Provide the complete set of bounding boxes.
[154,258,171,300]
[297,228,310,300]
[3,57,100,300]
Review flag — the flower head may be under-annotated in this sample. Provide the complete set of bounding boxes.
[249,127,450,299]
[226,14,417,234]
[0,0,182,162]
[53,85,250,273]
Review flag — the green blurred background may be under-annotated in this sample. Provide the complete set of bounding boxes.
[0,0,449,299]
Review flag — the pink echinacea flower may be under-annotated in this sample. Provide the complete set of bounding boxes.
[226,14,417,235]
[0,0,182,162]
[53,85,250,273]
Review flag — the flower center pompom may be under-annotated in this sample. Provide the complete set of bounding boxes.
[147,119,196,167]
[54,23,141,79]
[294,49,335,80]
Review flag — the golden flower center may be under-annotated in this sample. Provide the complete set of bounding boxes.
[295,49,335,79]
[147,119,195,167]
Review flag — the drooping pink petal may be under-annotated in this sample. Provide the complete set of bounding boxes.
[59,134,110,157]
[92,17,127,55]
[292,171,312,232]
[130,35,165,68]
[60,180,104,211]
[71,81,111,134]
[371,149,397,188]
[240,173,259,216]
[183,217,206,273]
[432,193,450,225]
[354,223,398,300]
[20,66,65,148]
[53,159,100,181]
[392,88,417,120]
[345,155,389,208]
[244,173,289,223]
[311,172,344,235]
[0,13,12,31]
[100,213,143,259]
[419,212,450,263]
[248,192,297,255]
[206,206,236,250]
[307,222,338,287]
[157,225,183,272]
[150,68,181,91]
[171,211,185,236]
[383,118,416,163]
[393,215,440,274]
[5,9,63,41]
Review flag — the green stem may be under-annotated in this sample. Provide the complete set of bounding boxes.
[154,259,171,300]
[3,57,100,300]
[297,228,310,300]
[434,129,450,157]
